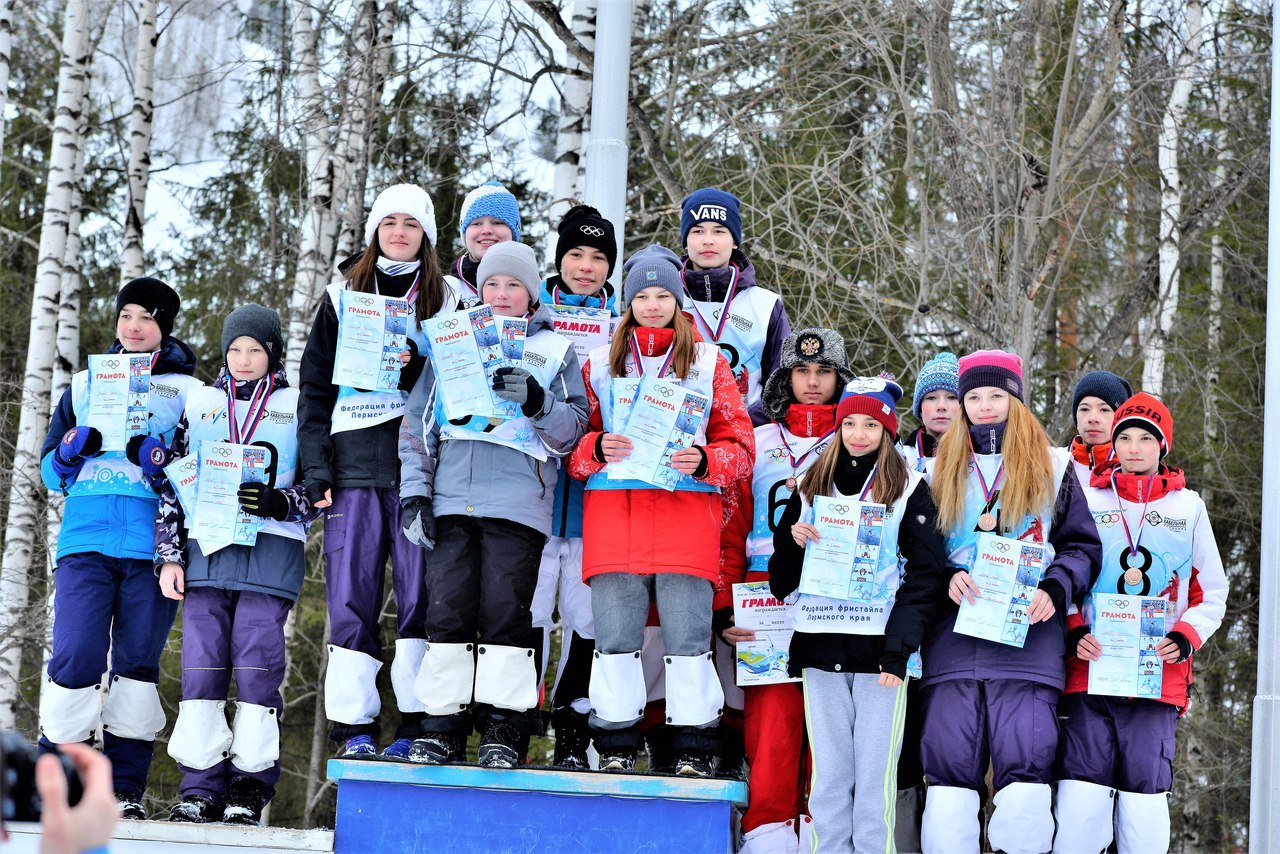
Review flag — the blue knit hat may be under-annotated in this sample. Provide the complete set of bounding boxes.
[912,351,960,418]
[459,181,522,243]
[680,188,743,247]
[622,244,683,306]
[1072,370,1134,415]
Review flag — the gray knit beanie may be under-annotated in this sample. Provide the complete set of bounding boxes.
[222,303,284,371]
[476,241,541,305]
[622,244,684,306]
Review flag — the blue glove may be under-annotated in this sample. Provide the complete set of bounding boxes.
[51,427,103,480]
[126,434,170,478]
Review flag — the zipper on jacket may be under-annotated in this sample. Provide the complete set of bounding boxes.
[556,472,571,537]
[536,460,546,500]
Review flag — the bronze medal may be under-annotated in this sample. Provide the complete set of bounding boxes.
[786,475,798,491]
[978,513,997,532]
[1124,567,1143,587]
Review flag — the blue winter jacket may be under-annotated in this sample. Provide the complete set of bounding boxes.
[40,338,198,563]
[539,276,617,538]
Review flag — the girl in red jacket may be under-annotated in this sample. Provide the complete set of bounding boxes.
[569,244,754,777]
[1054,394,1227,853]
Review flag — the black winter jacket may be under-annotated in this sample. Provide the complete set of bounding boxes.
[296,262,427,499]
[769,448,952,679]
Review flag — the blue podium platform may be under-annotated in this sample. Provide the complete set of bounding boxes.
[328,759,748,854]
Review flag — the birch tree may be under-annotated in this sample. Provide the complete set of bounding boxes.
[284,0,339,383]
[0,0,90,728]
[0,0,13,180]
[40,103,88,711]
[332,0,397,261]
[1143,2,1205,396]
[548,0,595,229]
[1204,6,1234,445]
[120,0,159,281]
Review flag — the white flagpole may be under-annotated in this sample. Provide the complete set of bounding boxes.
[580,0,633,280]
[1249,1,1280,849]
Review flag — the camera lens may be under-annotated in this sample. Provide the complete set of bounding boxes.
[1,730,84,824]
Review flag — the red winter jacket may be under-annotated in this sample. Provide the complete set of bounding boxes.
[570,348,755,584]
[1064,463,1229,711]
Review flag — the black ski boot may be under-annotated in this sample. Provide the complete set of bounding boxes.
[221,777,268,826]
[551,707,591,770]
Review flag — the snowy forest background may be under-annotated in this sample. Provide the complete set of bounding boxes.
[0,0,1269,845]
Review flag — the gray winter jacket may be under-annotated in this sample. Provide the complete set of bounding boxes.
[399,305,588,535]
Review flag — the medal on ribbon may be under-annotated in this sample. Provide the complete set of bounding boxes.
[776,424,835,492]
[1112,470,1157,589]
[970,451,1004,533]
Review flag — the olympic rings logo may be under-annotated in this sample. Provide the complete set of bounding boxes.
[354,295,375,306]
[1093,512,1120,527]
[990,540,1011,552]
[829,503,850,513]
[1104,597,1130,608]
[100,359,121,368]
[580,225,605,237]
[656,386,674,397]
[439,318,460,329]
[213,445,232,457]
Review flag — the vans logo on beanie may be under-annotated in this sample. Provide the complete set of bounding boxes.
[691,204,728,223]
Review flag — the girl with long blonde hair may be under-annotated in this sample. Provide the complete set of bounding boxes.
[918,350,1101,854]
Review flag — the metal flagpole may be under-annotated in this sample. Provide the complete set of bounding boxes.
[1249,1,1280,848]
[580,0,633,281]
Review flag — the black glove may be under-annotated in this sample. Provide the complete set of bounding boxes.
[492,366,546,418]
[712,607,735,645]
[690,446,709,478]
[402,497,437,550]
[879,652,909,680]
[398,339,425,393]
[237,482,290,521]
[1067,624,1091,658]
[306,480,332,505]
[1164,630,1193,663]
[126,434,170,477]
[1035,577,1066,616]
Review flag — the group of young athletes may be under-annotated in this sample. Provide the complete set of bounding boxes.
[36,180,1228,853]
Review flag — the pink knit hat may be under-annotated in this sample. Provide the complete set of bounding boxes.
[958,349,1024,401]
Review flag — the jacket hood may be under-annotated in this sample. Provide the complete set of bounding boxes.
[1090,461,1186,500]
[541,275,617,311]
[679,248,757,301]
[904,426,938,459]
[527,304,559,336]
[451,253,480,287]
[110,335,198,376]
[214,365,292,394]
[1070,436,1113,471]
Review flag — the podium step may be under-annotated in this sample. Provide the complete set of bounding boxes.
[328,758,747,854]
[2,820,333,852]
